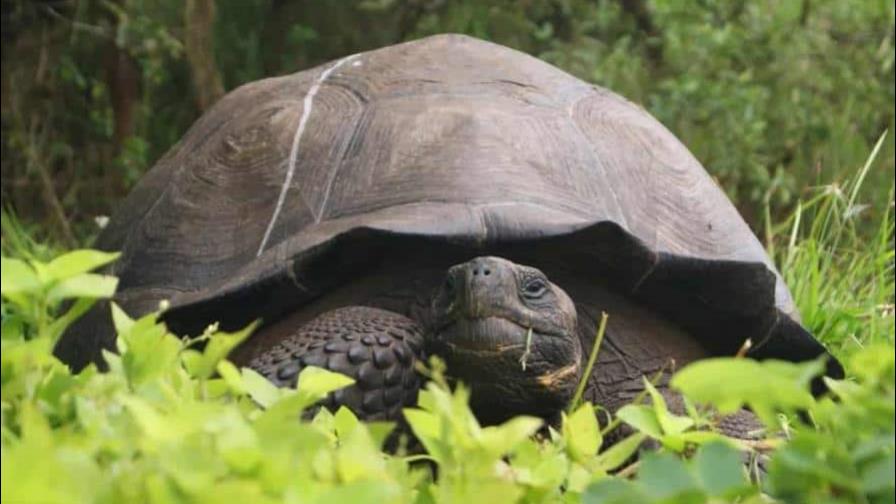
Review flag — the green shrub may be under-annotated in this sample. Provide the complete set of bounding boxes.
[2,240,893,502]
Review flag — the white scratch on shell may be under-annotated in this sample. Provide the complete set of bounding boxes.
[256,54,360,256]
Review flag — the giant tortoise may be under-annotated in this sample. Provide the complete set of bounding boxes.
[58,34,842,437]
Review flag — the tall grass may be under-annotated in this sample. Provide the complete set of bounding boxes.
[767,132,895,357]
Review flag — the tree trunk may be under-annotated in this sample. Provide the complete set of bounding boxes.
[185,0,225,111]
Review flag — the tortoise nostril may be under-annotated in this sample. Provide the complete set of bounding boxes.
[483,268,491,276]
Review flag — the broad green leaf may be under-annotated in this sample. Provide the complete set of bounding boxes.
[296,366,355,398]
[182,321,258,379]
[676,430,733,447]
[861,453,895,495]
[671,357,821,426]
[2,405,102,504]
[312,480,402,504]
[583,478,650,504]
[402,408,447,462]
[197,480,278,504]
[119,315,180,386]
[0,257,39,295]
[120,396,191,444]
[45,250,119,281]
[366,421,397,449]
[110,302,135,335]
[563,402,601,462]
[566,461,593,493]
[638,452,703,502]
[216,360,246,395]
[46,273,118,302]
[480,415,542,456]
[693,441,753,498]
[334,405,361,439]
[1,314,25,341]
[769,433,861,492]
[241,367,283,408]
[616,404,663,438]
[311,407,338,442]
[593,432,646,473]
[253,392,325,434]
[643,379,694,437]
[511,442,568,489]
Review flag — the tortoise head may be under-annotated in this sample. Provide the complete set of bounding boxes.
[427,256,582,423]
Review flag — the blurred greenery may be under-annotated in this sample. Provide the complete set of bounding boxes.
[1,0,893,245]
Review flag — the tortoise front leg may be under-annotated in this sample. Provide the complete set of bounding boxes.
[248,306,424,421]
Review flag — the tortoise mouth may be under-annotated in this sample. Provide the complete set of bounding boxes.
[430,316,562,354]
[426,314,582,424]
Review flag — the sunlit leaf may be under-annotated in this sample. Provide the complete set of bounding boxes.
[693,441,753,498]
[0,257,39,295]
[296,366,355,398]
[182,321,258,379]
[616,404,663,439]
[563,402,601,462]
[671,358,822,426]
[594,432,646,473]
[46,273,118,302]
[45,250,119,281]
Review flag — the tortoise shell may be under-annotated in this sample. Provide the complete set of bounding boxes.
[57,34,839,380]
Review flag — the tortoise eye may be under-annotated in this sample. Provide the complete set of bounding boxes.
[523,279,547,299]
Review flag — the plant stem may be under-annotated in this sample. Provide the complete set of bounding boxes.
[519,327,533,370]
[569,311,608,413]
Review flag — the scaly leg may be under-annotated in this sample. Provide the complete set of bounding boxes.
[249,306,424,421]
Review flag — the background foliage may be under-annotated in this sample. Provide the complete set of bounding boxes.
[1,0,894,245]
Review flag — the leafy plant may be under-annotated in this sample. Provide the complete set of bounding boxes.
[2,244,893,503]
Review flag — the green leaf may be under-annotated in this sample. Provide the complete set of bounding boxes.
[480,415,542,456]
[110,302,135,335]
[334,406,360,440]
[402,408,447,462]
[861,453,895,495]
[1,314,25,341]
[296,366,355,398]
[583,478,650,504]
[563,402,601,462]
[45,250,119,281]
[693,441,753,498]
[616,404,663,438]
[0,257,39,295]
[241,367,283,408]
[118,312,180,386]
[182,321,258,379]
[46,273,118,302]
[216,360,246,395]
[638,452,703,503]
[312,481,402,504]
[643,379,694,437]
[671,357,821,426]
[594,432,646,473]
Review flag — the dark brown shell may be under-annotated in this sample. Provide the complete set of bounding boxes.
[57,34,839,379]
